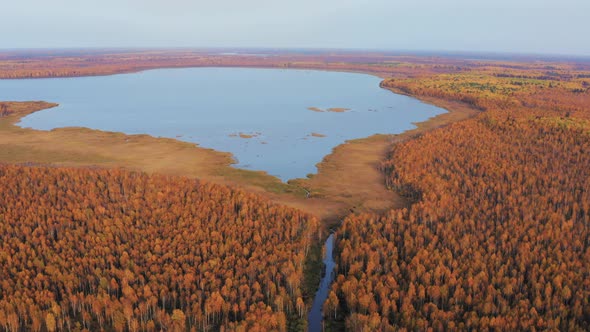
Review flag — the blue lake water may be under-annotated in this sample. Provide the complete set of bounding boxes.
[0,68,446,181]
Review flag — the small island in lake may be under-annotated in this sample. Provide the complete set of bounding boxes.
[307,106,350,113]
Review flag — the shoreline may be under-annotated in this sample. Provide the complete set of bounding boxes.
[0,68,479,328]
[0,64,479,222]
[0,64,391,80]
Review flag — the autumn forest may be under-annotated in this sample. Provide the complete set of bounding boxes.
[0,50,589,331]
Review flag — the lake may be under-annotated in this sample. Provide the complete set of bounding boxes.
[0,68,446,181]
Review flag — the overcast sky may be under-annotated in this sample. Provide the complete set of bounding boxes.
[2,0,589,55]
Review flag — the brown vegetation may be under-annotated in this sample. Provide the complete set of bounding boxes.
[5,50,529,222]
[326,108,350,113]
[0,101,310,205]
[237,133,260,139]
[307,107,324,113]
[2,50,590,330]
[0,164,319,331]
[0,100,414,222]
[327,61,590,331]
[0,49,492,80]
[307,107,350,113]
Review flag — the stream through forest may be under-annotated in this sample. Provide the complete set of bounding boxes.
[308,233,336,332]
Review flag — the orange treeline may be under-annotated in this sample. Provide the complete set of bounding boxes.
[6,50,586,81]
[0,165,319,331]
[382,65,590,113]
[327,65,590,330]
[0,51,415,79]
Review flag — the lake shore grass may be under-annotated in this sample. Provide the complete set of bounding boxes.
[0,67,478,223]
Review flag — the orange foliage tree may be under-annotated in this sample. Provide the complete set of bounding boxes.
[329,64,590,330]
[0,165,319,331]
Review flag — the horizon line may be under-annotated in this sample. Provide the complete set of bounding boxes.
[0,46,589,61]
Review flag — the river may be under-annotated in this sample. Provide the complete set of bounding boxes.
[308,233,336,332]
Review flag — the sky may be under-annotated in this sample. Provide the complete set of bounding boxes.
[2,0,589,56]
